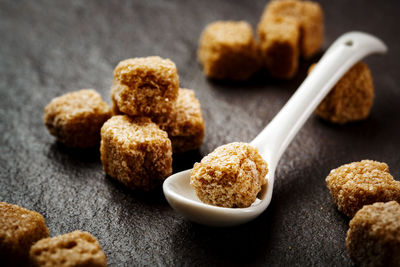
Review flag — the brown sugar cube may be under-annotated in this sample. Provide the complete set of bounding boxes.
[44,89,111,148]
[258,16,300,79]
[346,201,400,267]
[257,0,324,78]
[309,62,374,124]
[259,0,324,58]
[272,0,324,58]
[326,160,400,218]
[190,142,268,208]
[112,56,179,117]
[100,115,172,191]
[0,202,49,265]
[29,230,107,267]
[197,20,261,80]
[153,88,205,153]
[299,1,324,58]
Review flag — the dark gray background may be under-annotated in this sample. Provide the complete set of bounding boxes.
[1,0,399,266]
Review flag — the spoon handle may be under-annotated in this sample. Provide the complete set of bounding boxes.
[251,32,387,167]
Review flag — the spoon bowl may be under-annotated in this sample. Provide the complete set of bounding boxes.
[163,32,387,227]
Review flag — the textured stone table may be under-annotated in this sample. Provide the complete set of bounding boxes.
[1,0,399,265]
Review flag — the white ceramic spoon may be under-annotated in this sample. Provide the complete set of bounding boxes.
[163,32,387,227]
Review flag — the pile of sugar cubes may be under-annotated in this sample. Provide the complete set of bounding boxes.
[198,0,324,80]
[44,56,205,191]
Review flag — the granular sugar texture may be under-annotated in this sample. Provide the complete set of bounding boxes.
[0,202,49,265]
[153,88,205,153]
[190,142,268,208]
[346,201,400,267]
[198,21,261,80]
[112,56,179,117]
[100,115,172,191]
[29,230,107,267]
[44,89,111,148]
[257,0,323,78]
[326,160,400,217]
[310,62,374,124]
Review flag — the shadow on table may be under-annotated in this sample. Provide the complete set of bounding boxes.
[168,211,274,265]
[104,174,167,205]
[206,52,322,93]
[172,149,203,173]
[46,142,101,167]
[313,108,398,153]
[102,148,203,205]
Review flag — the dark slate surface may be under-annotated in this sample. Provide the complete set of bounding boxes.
[1,0,399,266]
